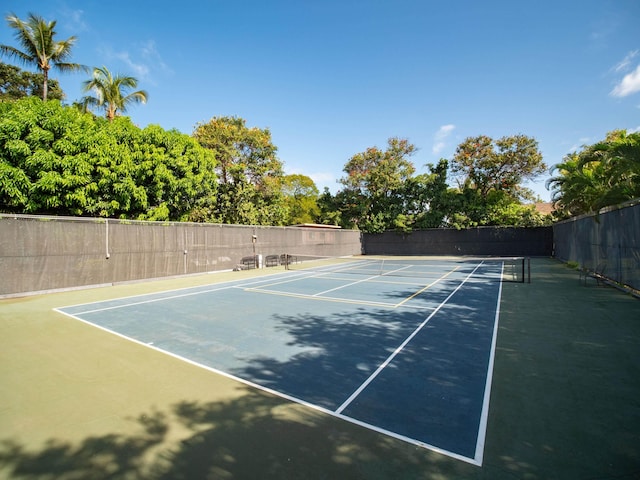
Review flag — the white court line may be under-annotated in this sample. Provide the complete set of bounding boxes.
[56,271,313,315]
[380,264,414,276]
[473,262,504,465]
[335,261,485,415]
[393,266,460,308]
[242,286,434,310]
[313,274,382,296]
[55,259,501,466]
[304,263,462,299]
[54,305,477,466]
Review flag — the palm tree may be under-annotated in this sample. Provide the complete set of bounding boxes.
[81,66,148,121]
[0,12,86,100]
[546,153,603,217]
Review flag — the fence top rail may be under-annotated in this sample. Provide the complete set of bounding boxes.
[0,213,359,232]
[553,197,640,226]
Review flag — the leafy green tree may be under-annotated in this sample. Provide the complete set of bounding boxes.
[547,130,640,217]
[451,134,546,201]
[402,159,451,230]
[0,97,216,220]
[280,174,320,225]
[0,61,64,100]
[0,97,94,214]
[91,120,216,221]
[316,188,343,226]
[193,116,286,225]
[81,66,148,121]
[0,13,86,100]
[588,130,640,205]
[547,152,607,218]
[331,188,367,230]
[445,134,548,227]
[328,135,552,230]
[339,137,417,232]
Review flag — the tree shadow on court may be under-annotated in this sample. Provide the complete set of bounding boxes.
[232,278,504,459]
[236,276,500,402]
[236,307,427,408]
[0,387,478,479]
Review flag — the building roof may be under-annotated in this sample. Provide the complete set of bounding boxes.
[533,202,554,215]
[292,223,342,229]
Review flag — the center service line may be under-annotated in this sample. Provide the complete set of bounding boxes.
[393,266,460,308]
[334,261,486,415]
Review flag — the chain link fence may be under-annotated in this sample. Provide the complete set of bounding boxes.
[363,227,553,257]
[553,199,640,292]
[5,204,638,297]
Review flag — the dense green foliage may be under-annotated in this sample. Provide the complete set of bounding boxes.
[547,130,640,218]
[324,136,550,232]
[451,135,546,201]
[192,116,286,225]
[0,98,556,230]
[0,97,216,220]
[0,62,64,100]
[280,174,320,225]
[444,135,549,229]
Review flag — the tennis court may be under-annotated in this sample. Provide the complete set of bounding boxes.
[2,256,640,479]
[54,256,524,465]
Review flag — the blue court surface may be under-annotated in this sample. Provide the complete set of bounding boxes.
[55,258,506,465]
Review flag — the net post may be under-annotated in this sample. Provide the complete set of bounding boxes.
[521,256,525,283]
[527,257,531,283]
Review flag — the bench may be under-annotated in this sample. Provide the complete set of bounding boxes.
[265,255,280,267]
[240,255,259,269]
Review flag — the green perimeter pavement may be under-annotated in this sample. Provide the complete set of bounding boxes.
[0,258,639,479]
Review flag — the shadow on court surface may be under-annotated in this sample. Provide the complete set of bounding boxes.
[1,258,639,479]
[0,389,470,479]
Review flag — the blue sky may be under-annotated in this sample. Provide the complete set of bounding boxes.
[2,0,639,201]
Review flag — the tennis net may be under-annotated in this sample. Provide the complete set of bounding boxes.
[283,254,530,283]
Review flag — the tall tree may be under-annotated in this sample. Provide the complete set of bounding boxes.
[193,116,286,225]
[0,97,216,220]
[0,13,85,100]
[403,159,452,229]
[589,130,640,204]
[0,61,64,100]
[280,174,320,225]
[81,66,148,121]
[316,188,343,226]
[339,137,417,232]
[451,134,546,201]
[547,130,640,217]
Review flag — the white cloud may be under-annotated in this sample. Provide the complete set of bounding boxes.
[60,8,88,32]
[432,142,446,155]
[629,125,640,134]
[613,50,639,72]
[435,124,456,139]
[114,51,150,79]
[611,64,640,97]
[140,40,172,73]
[432,124,455,155]
[98,40,171,84]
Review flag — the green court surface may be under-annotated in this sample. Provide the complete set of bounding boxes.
[1,258,639,479]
